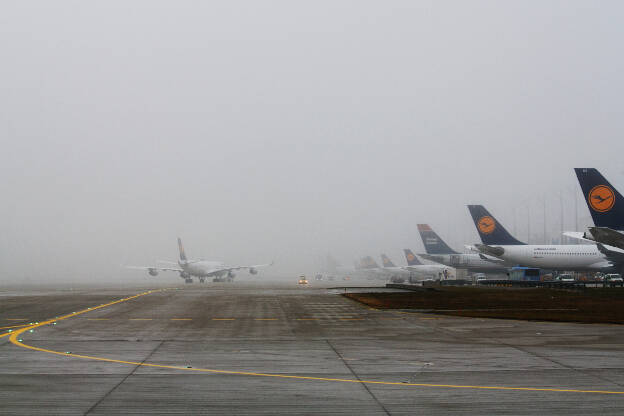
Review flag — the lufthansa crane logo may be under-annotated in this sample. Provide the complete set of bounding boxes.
[477,216,496,234]
[588,185,615,212]
[406,253,416,262]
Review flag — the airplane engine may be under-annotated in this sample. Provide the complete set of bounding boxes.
[228,271,236,278]
[180,271,190,279]
[249,268,258,275]
[148,268,159,276]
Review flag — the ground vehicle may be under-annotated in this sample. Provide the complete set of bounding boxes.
[555,274,575,283]
[298,275,309,285]
[604,274,623,286]
[509,267,541,281]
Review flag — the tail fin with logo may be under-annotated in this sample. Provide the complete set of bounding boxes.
[467,205,525,245]
[360,256,380,269]
[575,168,624,230]
[380,254,396,268]
[177,237,188,262]
[417,224,459,254]
[403,249,423,266]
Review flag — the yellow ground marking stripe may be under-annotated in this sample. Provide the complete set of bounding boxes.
[212,318,236,321]
[0,323,31,330]
[171,318,192,321]
[8,289,624,396]
[5,318,29,321]
[295,318,317,320]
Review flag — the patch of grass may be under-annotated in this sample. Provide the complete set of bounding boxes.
[345,287,624,324]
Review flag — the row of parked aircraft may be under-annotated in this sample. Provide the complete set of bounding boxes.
[341,168,624,281]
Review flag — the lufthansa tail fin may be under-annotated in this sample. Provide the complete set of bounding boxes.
[575,168,624,230]
[417,224,459,254]
[177,237,188,262]
[360,256,380,269]
[380,254,396,268]
[403,249,423,266]
[467,205,526,245]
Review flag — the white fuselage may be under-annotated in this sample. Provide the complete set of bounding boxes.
[420,253,508,274]
[486,245,611,271]
[181,260,229,277]
[403,264,455,279]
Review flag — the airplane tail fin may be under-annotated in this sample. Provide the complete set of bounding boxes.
[380,254,396,268]
[467,205,525,245]
[417,224,459,254]
[403,249,423,266]
[575,168,624,230]
[177,237,187,262]
[360,256,380,269]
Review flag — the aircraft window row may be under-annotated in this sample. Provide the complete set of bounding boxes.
[534,252,594,255]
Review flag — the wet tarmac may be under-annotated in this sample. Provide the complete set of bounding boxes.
[1,282,624,414]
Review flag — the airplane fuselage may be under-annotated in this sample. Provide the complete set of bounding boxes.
[484,245,612,271]
[420,253,508,274]
[181,260,230,278]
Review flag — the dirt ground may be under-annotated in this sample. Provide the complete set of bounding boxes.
[344,287,624,324]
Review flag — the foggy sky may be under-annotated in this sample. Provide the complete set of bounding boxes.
[1,1,623,283]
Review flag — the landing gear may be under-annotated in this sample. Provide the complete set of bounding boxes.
[199,278,205,283]
[184,278,193,284]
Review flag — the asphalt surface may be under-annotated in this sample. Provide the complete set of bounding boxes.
[2,282,624,415]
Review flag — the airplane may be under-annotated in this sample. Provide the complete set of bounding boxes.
[128,238,273,283]
[402,249,455,280]
[379,254,413,282]
[467,205,622,273]
[416,224,509,274]
[564,168,624,250]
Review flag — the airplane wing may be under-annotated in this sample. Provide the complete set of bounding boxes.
[478,253,507,264]
[474,244,505,257]
[595,243,624,264]
[126,266,183,272]
[211,261,274,274]
[563,231,594,243]
[588,227,624,251]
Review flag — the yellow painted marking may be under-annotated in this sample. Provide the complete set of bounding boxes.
[171,318,192,321]
[254,318,278,321]
[212,318,236,321]
[0,323,31,330]
[8,289,624,396]
[339,318,363,320]
[5,318,28,321]
[296,318,317,321]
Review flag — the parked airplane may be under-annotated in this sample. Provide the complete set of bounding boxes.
[128,238,273,283]
[468,205,621,272]
[402,249,455,279]
[416,224,509,274]
[564,168,624,250]
[379,254,413,281]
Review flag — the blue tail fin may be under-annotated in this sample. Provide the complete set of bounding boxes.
[467,205,526,245]
[360,256,380,269]
[575,168,624,230]
[403,249,423,266]
[380,254,396,268]
[417,224,459,254]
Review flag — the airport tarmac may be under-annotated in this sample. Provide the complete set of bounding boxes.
[2,282,624,415]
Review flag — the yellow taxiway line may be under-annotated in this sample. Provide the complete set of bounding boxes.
[7,289,624,396]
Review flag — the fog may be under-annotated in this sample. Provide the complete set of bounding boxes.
[1,1,623,284]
